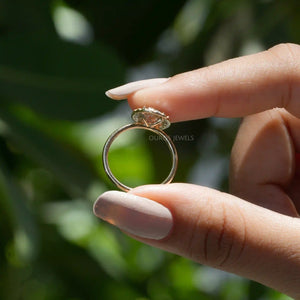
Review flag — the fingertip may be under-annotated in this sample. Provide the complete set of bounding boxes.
[128,84,175,114]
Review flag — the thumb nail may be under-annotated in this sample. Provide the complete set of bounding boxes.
[93,191,173,240]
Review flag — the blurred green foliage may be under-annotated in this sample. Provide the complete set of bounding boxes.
[0,0,299,299]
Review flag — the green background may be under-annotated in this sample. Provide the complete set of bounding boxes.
[0,0,299,299]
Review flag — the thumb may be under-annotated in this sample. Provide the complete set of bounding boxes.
[93,183,300,298]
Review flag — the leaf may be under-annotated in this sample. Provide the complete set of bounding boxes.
[0,149,39,262]
[0,109,97,195]
[65,0,189,63]
[0,0,55,35]
[87,226,128,280]
[0,33,125,120]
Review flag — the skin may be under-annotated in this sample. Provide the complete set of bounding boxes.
[112,44,300,298]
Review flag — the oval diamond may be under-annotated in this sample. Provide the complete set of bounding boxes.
[131,107,170,130]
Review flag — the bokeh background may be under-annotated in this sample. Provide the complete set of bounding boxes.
[0,0,299,299]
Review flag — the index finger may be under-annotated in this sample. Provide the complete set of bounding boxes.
[127,43,300,122]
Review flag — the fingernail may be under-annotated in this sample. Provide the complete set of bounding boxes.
[105,78,169,100]
[93,191,173,240]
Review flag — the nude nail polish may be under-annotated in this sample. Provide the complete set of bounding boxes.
[105,78,169,100]
[93,191,173,240]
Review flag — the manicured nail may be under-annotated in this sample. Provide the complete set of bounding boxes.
[93,191,173,240]
[105,78,169,100]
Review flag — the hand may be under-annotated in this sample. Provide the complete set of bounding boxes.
[94,43,300,298]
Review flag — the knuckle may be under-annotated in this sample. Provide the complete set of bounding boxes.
[267,43,300,71]
[187,197,247,269]
[267,43,300,111]
[203,201,235,267]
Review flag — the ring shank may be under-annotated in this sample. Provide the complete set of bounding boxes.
[102,123,178,192]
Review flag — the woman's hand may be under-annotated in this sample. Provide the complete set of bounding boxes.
[94,43,300,298]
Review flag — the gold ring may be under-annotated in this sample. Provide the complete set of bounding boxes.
[102,107,178,191]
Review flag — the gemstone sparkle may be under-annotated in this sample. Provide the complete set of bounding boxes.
[131,107,170,130]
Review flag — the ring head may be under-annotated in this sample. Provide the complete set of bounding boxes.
[131,107,170,130]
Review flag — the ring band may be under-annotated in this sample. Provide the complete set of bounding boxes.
[102,107,178,192]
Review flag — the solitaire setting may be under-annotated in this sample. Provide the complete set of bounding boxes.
[102,107,178,192]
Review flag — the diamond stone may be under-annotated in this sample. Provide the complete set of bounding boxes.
[131,107,170,130]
